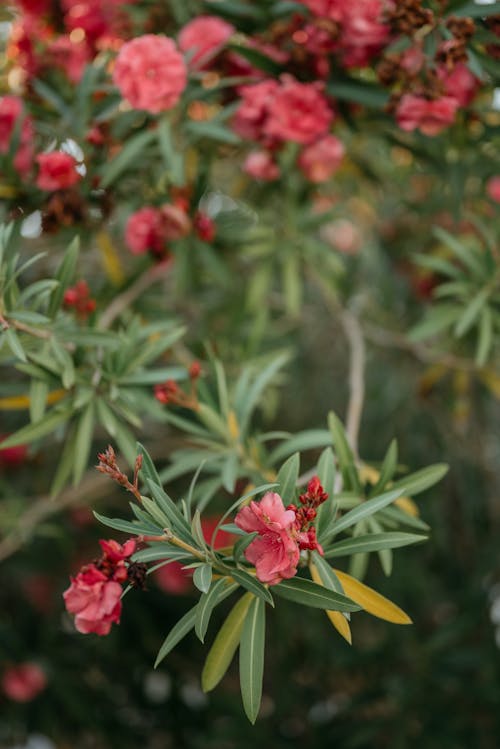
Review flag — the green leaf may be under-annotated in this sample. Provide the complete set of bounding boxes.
[276,452,299,502]
[408,305,460,341]
[454,286,491,338]
[450,1,500,18]
[193,564,213,595]
[370,440,398,496]
[197,403,229,440]
[100,129,156,188]
[0,407,71,448]
[389,464,448,496]
[50,426,77,496]
[136,442,161,486]
[221,452,238,493]
[146,479,193,542]
[72,402,94,485]
[155,606,197,668]
[476,306,493,367]
[227,43,282,75]
[4,328,27,362]
[93,511,162,536]
[316,447,337,538]
[328,81,389,108]
[230,568,274,607]
[201,593,253,692]
[310,552,345,594]
[324,487,406,539]
[269,429,331,464]
[195,578,238,642]
[328,412,361,493]
[324,532,427,558]
[239,596,265,724]
[186,120,241,145]
[274,577,361,612]
[432,227,484,277]
[238,353,290,435]
[48,237,79,317]
[28,379,48,423]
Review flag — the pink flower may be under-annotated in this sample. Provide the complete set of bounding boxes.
[63,563,123,635]
[125,204,190,256]
[298,135,345,182]
[125,207,167,255]
[437,63,479,108]
[235,492,300,585]
[487,176,500,203]
[2,663,47,702]
[16,0,51,16]
[155,561,192,595]
[395,94,458,136]
[0,95,34,177]
[36,151,81,191]
[178,15,234,69]
[47,35,92,83]
[194,211,216,242]
[264,77,333,145]
[301,0,343,19]
[62,0,129,41]
[233,79,279,141]
[113,35,187,114]
[0,437,28,467]
[99,538,136,563]
[243,150,280,181]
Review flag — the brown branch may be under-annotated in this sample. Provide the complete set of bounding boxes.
[99,262,172,329]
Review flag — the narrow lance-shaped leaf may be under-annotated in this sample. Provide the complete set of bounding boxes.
[239,596,266,724]
[309,561,352,645]
[155,606,198,668]
[276,452,299,503]
[195,578,238,643]
[333,569,412,624]
[201,592,253,693]
[323,486,406,540]
[274,576,360,612]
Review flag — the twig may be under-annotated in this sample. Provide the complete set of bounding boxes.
[340,310,366,459]
[99,261,172,329]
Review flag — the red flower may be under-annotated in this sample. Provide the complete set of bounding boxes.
[396,94,458,136]
[113,35,187,113]
[194,211,216,242]
[232,80,280,141]
[125,207,166,255]
[298,135,345,183]
[243,151,280,181]
[178,15,234,69]
[235,492,300,585]
[0,438,28,468]
[0,95,34,178]
[36,151,82,191]
[63,280,96,317]
[264,77,333,145]
[99,538,136,563]
[2,663,47,702]
[63,563,123,635]
[487,176,500,203]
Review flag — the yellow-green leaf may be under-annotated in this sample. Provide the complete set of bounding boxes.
[333,569,412,624]
[201,592,253,693]
[310,563,352,644]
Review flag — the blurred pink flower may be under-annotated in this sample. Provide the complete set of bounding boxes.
[396,94,458,136]
[113,35,187,113]
[437,63,479,108]
[233,79,279,141]
[264,77,333,144]
[47,35,92,83]
[16,0,51,16]
[235,492,300,585]
[125,207,167,255]
[301,0,343,19]
[0,95,34,178]
[487,176,500,202]
[243,150,280,181]
[36,151,81,191]
[298,135,345,182]
[63,564,123,635]
[178,15,234,69]
[62,0,129,41]
[2,663,47,702]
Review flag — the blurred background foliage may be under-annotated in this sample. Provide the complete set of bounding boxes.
[1,0,500,746]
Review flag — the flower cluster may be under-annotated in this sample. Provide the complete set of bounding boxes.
[63,280,96,318]
[234,478,328,586]
[63,538,137,635]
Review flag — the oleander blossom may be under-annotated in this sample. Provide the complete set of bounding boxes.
[0,96,34,177]
[487,176,500,202]
[63,564,123,635]
[298,135,345,182]
[243,150,280,181]
[63,538,136,635]
[395,94,458,136]
[36,151,82,191]
[125,204,191,257]
[263,77,334,145]
[1,663,47,702]
[232,79,280,141]
[112,35,187,113]
[235,492,300,585]
[178,15,234,69]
